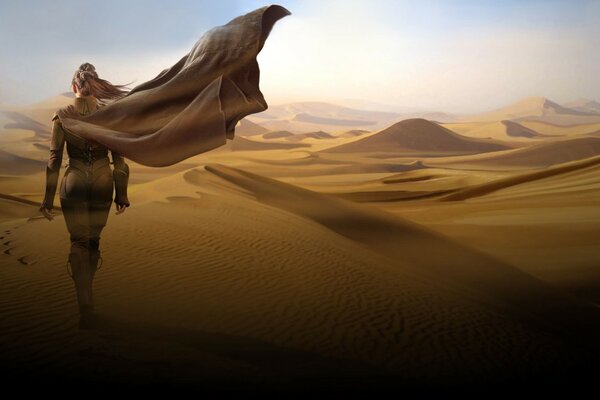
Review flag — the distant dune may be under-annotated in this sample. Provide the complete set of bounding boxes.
[247,101,404,134]
[217,136,310,151]
[341,129,370,137]
[253,118,389,135]
[445,119,599,141]
[563,99,600,114]
[262,130,294,139]
[3,93,73,126]
[0,110,51,140]
[519,120,600,137]
[251,101,402,122]
[322,118,511,154]
[29,92,74,109]
[461,97,600,125]
[286,130,335,142]
[432,136,600,168]
[501,120,545,138]
[292,112,377,126]
[420,112,457,123]
[234,119,270,137]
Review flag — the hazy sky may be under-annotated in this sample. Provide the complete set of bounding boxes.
[0,0,598,112]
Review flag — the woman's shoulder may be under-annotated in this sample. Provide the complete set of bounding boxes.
[53,105,79,123]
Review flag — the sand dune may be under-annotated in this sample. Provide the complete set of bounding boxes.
[221,154,427,178]
[239,152,346,167]
[203,164,600,338]
[461,96,600,125]
[2,162,598,389]
[223,162,428,179]
[501,120,545,138]
[2,93,73,126]
[0,110,52,140]
[0,149,45,175]
[441,120,549,142]
[440,154,600,201]
[29,92,75,109]
[428,136,600,168]
[0,194,44,220]
[563,99,600,114]
[2,93,600,390]
[262,130,294,139]
[251,118,379,135]
[341,129,370,137]
[215,136,311,151]
[378,156,600,307]
[420,112,457,123]
[292,112,377,126]
[301,161,426,177]
[235,119,270,137]
[286,130,335,142]
[251,101,401,123]
[330,187,456,202]
[247,101,403,134]
[322,118,511,155]
[519,120,600,137]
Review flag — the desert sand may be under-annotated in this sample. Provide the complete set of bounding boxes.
[1,93,599,392]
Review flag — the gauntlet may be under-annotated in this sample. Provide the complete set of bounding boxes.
[112,152,130,207]
[40,165,60,210]
[40,115,65,211]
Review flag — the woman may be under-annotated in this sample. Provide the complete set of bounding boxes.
[39,5,290,329]
[39,63,131,326]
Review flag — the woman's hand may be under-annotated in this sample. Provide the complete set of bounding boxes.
[115,203,127,215]
[41,207,55,221]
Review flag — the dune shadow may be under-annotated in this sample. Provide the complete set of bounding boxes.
[86,312,403,392]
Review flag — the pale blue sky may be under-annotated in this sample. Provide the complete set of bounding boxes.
[0,0,598,112]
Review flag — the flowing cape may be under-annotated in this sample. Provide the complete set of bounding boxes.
[57,5,291,167]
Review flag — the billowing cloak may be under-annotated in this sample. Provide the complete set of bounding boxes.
[57,5,291,167]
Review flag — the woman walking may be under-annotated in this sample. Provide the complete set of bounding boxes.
[40,63,131,327]
[38,5,290,329]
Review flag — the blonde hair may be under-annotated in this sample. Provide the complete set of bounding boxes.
[72,62,131,105]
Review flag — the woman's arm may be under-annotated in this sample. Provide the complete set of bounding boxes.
[111,151,130,208]
[40,114,65,212]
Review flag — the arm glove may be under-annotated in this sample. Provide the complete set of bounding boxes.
[111,151,130,207]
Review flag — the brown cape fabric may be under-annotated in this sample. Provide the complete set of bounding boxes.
[56,5,291,167]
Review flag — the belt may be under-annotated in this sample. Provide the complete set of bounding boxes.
[67,157,110,172]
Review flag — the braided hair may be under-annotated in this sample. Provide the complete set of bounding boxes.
[72,62,131,105]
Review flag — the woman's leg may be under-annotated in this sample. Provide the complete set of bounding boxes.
[59,167,94,320]
[86,167,114,308]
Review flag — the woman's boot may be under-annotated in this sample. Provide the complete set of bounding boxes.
[67,244,95,329]
[87,248,103,312]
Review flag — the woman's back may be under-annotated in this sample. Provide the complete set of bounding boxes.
[42,94,130,211]
[57,96,111,174]
[39,62,132,327]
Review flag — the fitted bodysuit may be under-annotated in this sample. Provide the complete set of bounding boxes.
[40,96,130,251]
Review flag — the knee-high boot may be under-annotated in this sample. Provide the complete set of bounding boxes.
[67,243,95,327]
[88,246,103,311]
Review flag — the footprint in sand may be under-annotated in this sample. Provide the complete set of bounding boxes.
[18,256,36,265]
[3,238,14,255]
